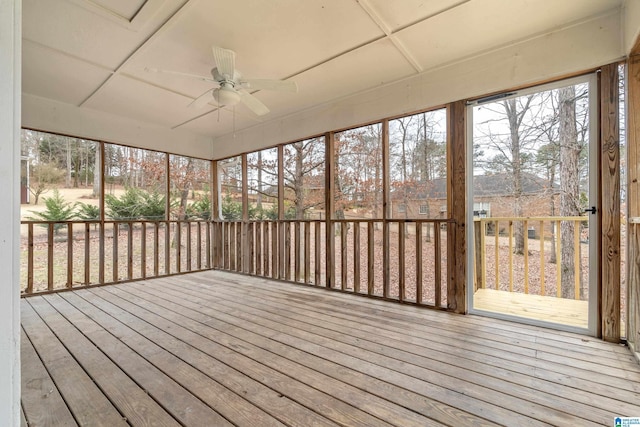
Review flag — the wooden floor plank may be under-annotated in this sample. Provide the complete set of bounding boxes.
[207,271,636,366]
[103,284,480,427]
[23,298,180,427]
[145,277,620,426]
[21,300,127,427]
[135,278,640,421]
[200,272,640,377]
[20,327,77,427]
[65,290,342,427]
[28,295,232,427]
[21,270,640,427]
[85,286,399,427]
[50,292,286,427]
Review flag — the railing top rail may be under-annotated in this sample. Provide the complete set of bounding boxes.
[474,216,587,222]
[215,218,455,224]
[20,219,212,225]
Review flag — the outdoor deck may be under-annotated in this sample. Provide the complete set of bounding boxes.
[21,271,640,426]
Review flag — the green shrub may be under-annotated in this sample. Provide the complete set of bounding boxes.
[186,194,211,220]
[28,189,76,232]
[221,193,242,220]
[105,188,166,220]
[76,202,100,220]
[139,191,166,220]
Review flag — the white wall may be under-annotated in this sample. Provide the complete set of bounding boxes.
[624,0,640,53]
[22,94,214,159]
[212,11,625,158]
[0,0,21,425]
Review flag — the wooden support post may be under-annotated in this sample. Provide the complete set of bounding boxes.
[325,132,335,288]
[382,119,390,298]
[447,101,467,313]
[600,62,621,342]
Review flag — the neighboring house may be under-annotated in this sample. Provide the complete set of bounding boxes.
[390,172,559,220]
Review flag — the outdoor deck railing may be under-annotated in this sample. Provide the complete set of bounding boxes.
[20,219,213,295]
[213,219,453,308]
[473,216,588,299]
[21,218,454,309]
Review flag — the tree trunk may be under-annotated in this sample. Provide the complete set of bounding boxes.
[93,145,101,197]
[558,86,581,299]
[504,99,525,254]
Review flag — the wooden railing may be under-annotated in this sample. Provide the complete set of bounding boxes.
[213,219,453,308]
[20,219,213,295]
[473,216,588,299]
[21,218,455,309]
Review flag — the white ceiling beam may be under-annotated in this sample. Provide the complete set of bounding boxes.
[79,0,195,107]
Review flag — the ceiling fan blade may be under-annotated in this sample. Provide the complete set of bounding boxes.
[240,79,298,93]
[145,67,215,82]
[188,89,214,109]
[211,46,236,79]
[239,90,270,116]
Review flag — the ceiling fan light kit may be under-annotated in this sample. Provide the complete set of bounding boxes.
[215,85,241,106]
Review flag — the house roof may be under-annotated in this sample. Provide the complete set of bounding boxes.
[390,172,557,200]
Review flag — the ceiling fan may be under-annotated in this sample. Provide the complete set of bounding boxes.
[146,46,298,116]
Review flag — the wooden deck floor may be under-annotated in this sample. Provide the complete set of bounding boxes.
[21,271,640,426]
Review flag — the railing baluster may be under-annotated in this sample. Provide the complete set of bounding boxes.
[27,223,34,294]
[523,219,529,294]
[197,222,202,270]
[165,220,171,275]
[314,222,321,285]
[480,220,486,289]
[434,222,442,308]
[113,222,119,283]
[99,222,105,284]
[84,223,90,285]
[367,222,374,296]
[263,221,270,277]
[48,223,54,291]
[186,221,192,272]
[285,222,292,281]
[415,222,422,304]
[494,220,499,290]
[67,223,73,288]
[127,221,133,280]
[341,222,348,290]
[556,220,561,298]
[248,222,255,275]
[176,221,182,273]
[272,222,278,278]
[574,219,580,300]
[353,222,360,293]
[141,222,146,279]
[508,220,513,292]
[254,222,261,275]
[539,220,545,296]
[294,221,301,282]
[154,222,159,277]
[398,221,405,302]
[304,221,311,284]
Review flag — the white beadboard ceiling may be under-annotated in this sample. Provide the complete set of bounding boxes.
[22,0,629,158]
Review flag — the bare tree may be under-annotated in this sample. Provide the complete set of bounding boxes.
[558,86,582,299]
